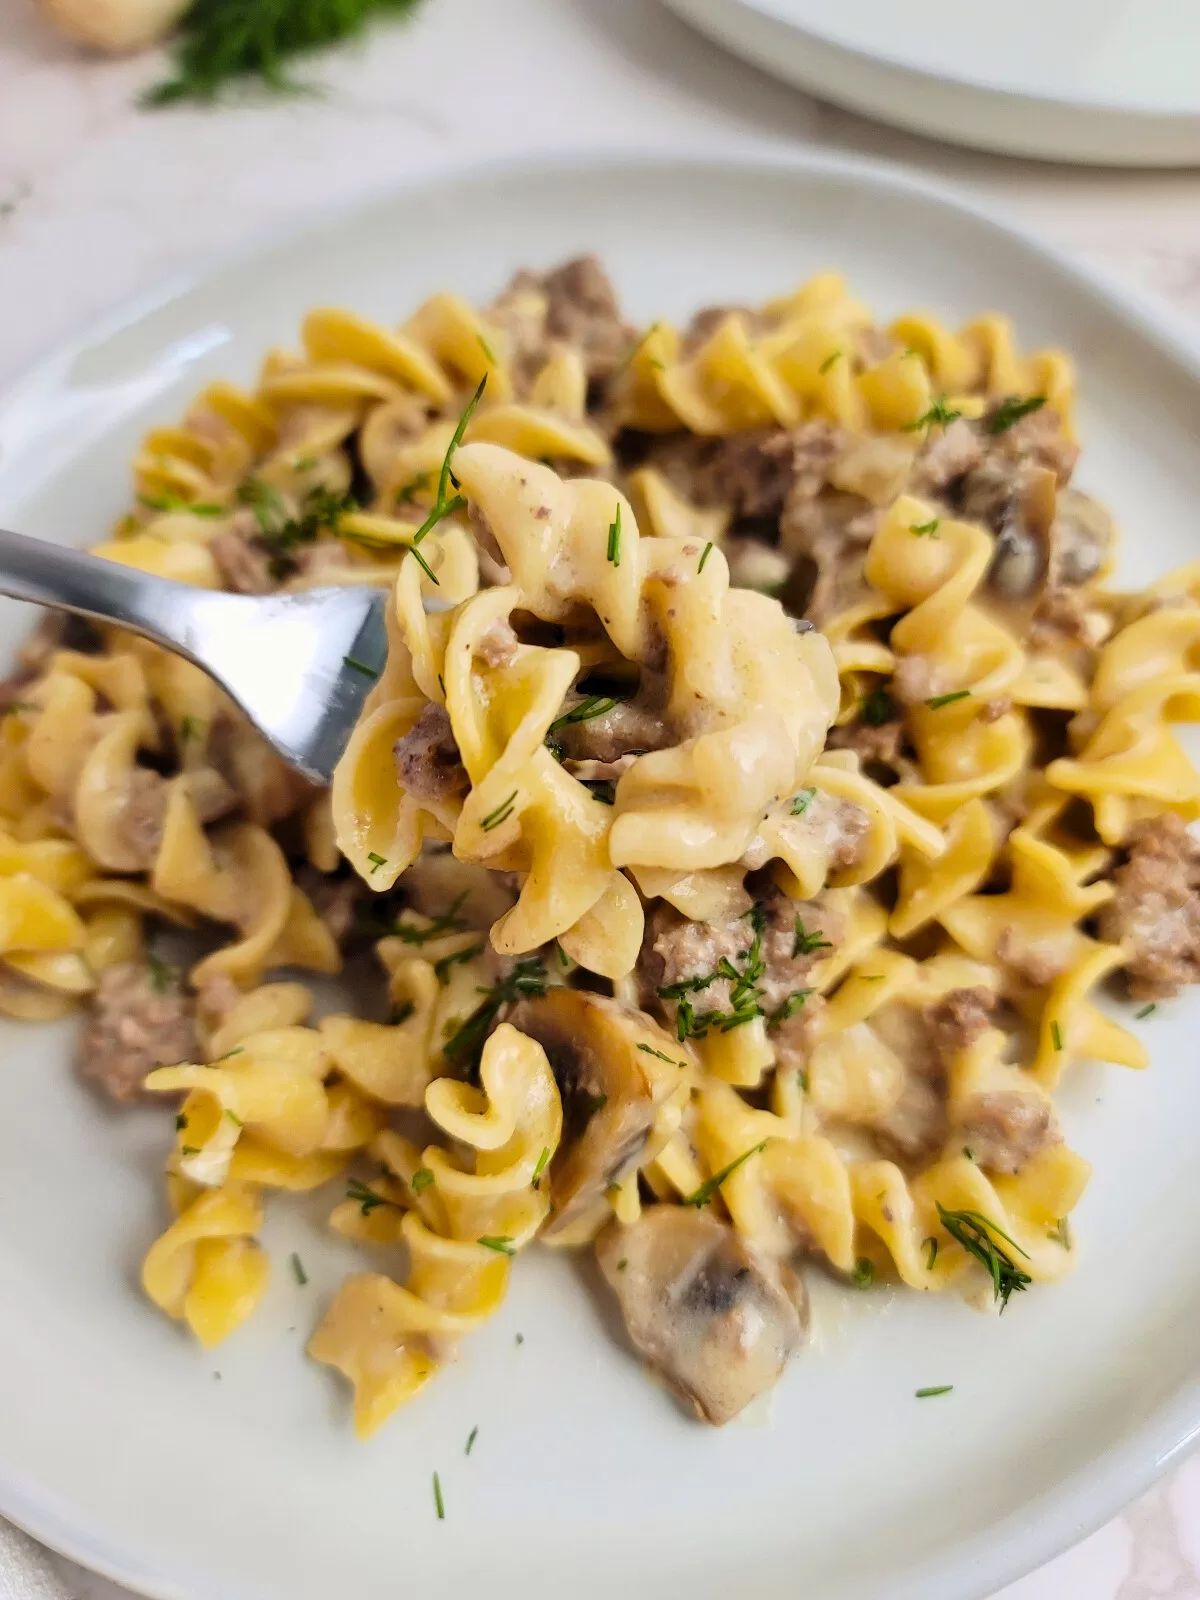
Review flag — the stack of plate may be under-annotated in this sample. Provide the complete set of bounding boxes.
[663,0,1200,165]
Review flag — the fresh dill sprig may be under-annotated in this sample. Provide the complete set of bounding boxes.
[903,397,963,433]
[442,959,548,1072]
[144,0,426,108]
[936,1204,1031,1311]
[606,503,622,567]
[548,695,623,734]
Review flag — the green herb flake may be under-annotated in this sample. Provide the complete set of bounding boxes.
[910,519,940,537]
[903,397,964,433]
[226,1108,244,1127]
[175,1113,188,1132]
[698,540,714,574]
[433,1470,445,1521]
[290,1252,308,1286]
[1050,1019,1063,1051]
[1049,1216,1072,1249]
[146,954,177,994]
[796,1069,808,1091]
[478,1235,515,1256]
[637,1042,687,1068]
[915,1385,953,1399]
[531,1147,551,1185]
[770,989,812,1026]
[442,958,548,1072]
[367,851,387,873]
[1136,1003,1156,1020]
[387,893,469,947]
[606,503,622,567]
[180,1145,200,1156]
[793,917,832,958]
[343,655,379,678]
[790,787,817,815]
[346,1178,394,1217]
[617,321,663,374]
[480,790,518,832]
[179,715,202,743]
[476,332,497,364]
[925,690,971,710]
[853,1257,875,1289]
[683,1142,767,1209]
[433,945,484,985]
[465,1425,479,1456]
[413,375,487,548]
[924,1236,938,1271]
[936,1203,1031,1311]
[985,394,1046,435]
[548,694,623,734]
[818,349,841,375]
[861,686,895,727]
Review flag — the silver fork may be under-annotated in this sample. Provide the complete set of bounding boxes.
[0,527,391,783]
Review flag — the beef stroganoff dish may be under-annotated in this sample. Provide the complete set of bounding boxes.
[3,258,1198,1436]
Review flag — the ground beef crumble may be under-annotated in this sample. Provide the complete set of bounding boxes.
[78,960,197,1104]
[1099,813,1200,999]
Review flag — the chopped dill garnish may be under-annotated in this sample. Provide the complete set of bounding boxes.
[925,690,971,709]
[924,1236,938,1270]
[852,1257,875,1289]
[175,1114,188,1132]
[1135,1003,1156,1020]
[984,394,1046,434]
[915,1385,953,1398]
[910,519,940,537]
[432,1470,445,1520]
[637,1043,687,1067]
[386,893,469,946]
[683,1142,766,1208]
[478,1236,515,1255]
[290,1252,308,1286]
[411,1168,435,1195]
[367,851,387,873]
[433,945,483,985]
[606,503,622,567]
[343,655,378,678]
[480,790,518,832]
[770,990,812,1026]
[476,332,497,364]
[791,787,817,815]
[698,541,713,574]
[465,1426,479,1456]
[346,1178,395,1217]
[413,375,487,549]
[936,1203,1031,1311]
[818,349,841,374]
[792,918,831,957]
[531,1147,551,1185]
[442,959,547,1071]
[1050,1019,1063,1051]
[861,686,895,726]
[903,397,963,433]
[146,954,177,994]
[548,695,622,733]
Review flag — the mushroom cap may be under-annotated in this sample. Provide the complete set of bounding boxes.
[597,1205,806,1425]
[508,987,688,1239]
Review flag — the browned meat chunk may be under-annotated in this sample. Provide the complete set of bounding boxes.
[211,531,275,595]
[825,715,906,769]
[596,1207,805,1425]
[553,697,669,765]
[872,987,995,1168]
[542,255,634,381]
[647,419,843,520]
[476,619,519,668]
[393,704,468,804]
[641,887,838,1028]
[1099,813,1200,999]
[995,925,1075,987]
[78,960,197,1104]
[910,418,983,496]
[680,303,760,354]
[956,1090,1060,1175]
[927,986,995,1060]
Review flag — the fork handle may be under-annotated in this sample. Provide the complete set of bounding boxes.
[0,525,201,658]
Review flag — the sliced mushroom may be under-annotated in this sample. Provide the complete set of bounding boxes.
[507,988,685,1240]
[1051,488,1113,588]
[986,466,1056,603]
[596,1206,805,1425]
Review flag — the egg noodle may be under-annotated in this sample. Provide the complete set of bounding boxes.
[3,257,1198,1431]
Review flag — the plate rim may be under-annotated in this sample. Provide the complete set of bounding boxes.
[660,0,1200,165]
[2,144,1200,1600]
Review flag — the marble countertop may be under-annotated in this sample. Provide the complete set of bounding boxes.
[1,0,1198,1596]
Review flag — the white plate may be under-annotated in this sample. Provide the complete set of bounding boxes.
[662,0,1200,165]
[2,151,1200,1600]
